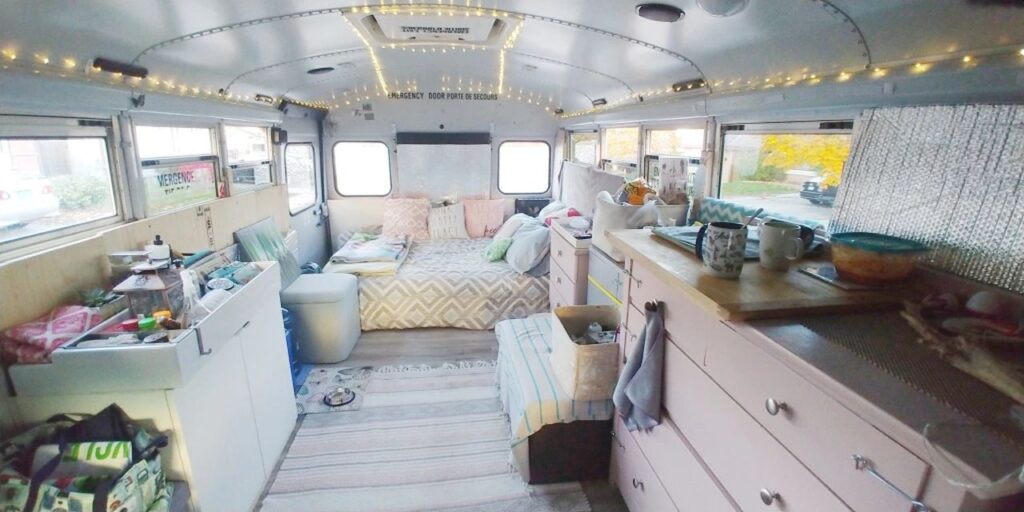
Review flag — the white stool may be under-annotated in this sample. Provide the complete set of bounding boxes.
[280,273,361,364]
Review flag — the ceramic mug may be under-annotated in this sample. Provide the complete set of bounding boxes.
[758,220,806,271]
[695,222,748,279]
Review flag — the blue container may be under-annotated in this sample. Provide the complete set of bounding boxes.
[281,308,299,377]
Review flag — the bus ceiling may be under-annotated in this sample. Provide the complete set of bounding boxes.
[0,1,1022,119]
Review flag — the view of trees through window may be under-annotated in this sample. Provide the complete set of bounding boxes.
[647,128,704,157]
[569,132,598,165]
[602,127,639,163]
[720,132,851,225]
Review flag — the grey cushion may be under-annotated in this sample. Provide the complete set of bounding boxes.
[505,223,550,274]
[281,273,358,304]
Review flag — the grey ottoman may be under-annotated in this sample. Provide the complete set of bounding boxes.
[280,273,361,363]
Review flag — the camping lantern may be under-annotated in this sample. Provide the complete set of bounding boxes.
[113,271,184,317]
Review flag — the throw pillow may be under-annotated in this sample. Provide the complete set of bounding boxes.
[483,238,514,262]
[505,223,550,274]
[536,201,566,219]
[382,198,431,240]
[492,213,532,241]
[428,204,470,239]
[463,199,506,238]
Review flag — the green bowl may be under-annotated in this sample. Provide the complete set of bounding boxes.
[830,232,929,254]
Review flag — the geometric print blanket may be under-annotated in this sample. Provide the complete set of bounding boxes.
[359,238,549,330]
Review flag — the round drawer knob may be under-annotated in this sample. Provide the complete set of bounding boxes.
[557,249,563,257]
[759,489,780,505]
[556,276,562,284]
[765,398,787,416]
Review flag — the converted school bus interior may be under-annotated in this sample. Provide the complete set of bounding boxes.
[0,1,1023,511]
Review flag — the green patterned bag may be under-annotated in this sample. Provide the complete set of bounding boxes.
[0,404,171,512]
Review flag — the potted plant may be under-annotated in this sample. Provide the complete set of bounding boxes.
[79,288,126,320]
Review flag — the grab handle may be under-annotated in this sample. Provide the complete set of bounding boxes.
[853,455,934,512]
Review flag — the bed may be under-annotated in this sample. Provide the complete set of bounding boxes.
[345,238,549,330]
[495,313,614,483]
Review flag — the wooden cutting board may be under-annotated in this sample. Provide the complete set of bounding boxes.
[607,229,907,321]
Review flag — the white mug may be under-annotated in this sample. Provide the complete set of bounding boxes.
[758,220,805,271]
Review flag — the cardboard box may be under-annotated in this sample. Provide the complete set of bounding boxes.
[549,305,620,400]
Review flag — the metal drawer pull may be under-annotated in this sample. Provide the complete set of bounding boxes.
[632,478,645,491]
[765,397,787,416]
[759,489,780,505]
[853,455,934,512]
[233,320,252,337]
[557,249,563,257]
[556,276,562,285]
[611,430,625,449]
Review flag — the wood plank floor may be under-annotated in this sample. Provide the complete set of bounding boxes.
[347,328,629,512]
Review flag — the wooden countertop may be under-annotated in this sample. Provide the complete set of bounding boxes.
[607,228,905,321]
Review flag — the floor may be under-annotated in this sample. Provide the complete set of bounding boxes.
[290,328,629,512]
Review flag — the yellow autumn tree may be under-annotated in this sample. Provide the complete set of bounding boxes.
[759,134,851,187]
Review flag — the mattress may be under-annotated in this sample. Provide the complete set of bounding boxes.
[495,314,615,447]
[358,238,549,330]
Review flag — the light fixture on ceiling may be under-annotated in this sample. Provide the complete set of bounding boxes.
[307,66,335,75]
[636,3,684,23]
[672,78,707,92]
[592,98,608,107]
[554,108,565,115]
[254,94,275,104]
[92,57,148,79]
[696,0,748,17]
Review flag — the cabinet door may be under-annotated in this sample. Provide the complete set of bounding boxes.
[239,299,298,476]
[171,338,266,512]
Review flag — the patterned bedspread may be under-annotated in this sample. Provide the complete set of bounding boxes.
[358,238,549,330]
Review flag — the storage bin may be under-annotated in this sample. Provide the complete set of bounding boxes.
[549,305,620,400]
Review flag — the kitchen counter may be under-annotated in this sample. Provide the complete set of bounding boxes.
[607,229,904,321]
[608,228,1024,509]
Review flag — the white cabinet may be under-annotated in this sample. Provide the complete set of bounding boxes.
[12,262,296,511]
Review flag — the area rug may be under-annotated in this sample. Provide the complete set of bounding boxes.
[260,361,592,512]
[296,366,373,414]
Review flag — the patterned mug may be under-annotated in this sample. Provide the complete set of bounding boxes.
[695,222,748,279]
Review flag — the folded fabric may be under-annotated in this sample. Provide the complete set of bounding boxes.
[330,233,408,264]
[1,306,103,364]
[613,302,666,431]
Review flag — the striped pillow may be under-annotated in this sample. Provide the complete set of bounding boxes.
[383,198,431,240]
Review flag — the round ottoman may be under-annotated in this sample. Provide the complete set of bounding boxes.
[280,273,361,363]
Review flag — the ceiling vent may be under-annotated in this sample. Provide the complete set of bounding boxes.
[346,9,521,49]
[592,98,608,107]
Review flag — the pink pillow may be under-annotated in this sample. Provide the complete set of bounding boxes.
[383,198,431,240]
[463,199,506,238]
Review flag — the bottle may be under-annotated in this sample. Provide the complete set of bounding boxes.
[146,235,171,261]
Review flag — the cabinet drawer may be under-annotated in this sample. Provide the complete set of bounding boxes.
[706,326,929,512]
[630,417,738,512]
[550,263,582,306]
[663,340,852,512]
[551,231,586,283]
[612,416,679,512]
[627,259,725,362]
[549,280,572,311]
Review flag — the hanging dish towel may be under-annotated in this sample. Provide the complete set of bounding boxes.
[613,301,665,431]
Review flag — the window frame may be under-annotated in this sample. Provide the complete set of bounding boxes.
[567,130,600,166]
[331,140,393,198]
[0,115,128,255]
[284,142,318,216]
[600,125,642,166]
[131,122,223,217]
[713,120,854,216]
[497,140,552,195]
[223,124,274,195]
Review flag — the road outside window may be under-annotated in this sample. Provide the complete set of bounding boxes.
[719,132,851,226]
[285,144,316,213]
[0,138,117,244]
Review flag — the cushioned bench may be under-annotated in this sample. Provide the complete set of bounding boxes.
[495,313,614,484]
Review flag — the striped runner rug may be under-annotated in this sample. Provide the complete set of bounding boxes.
[259,361,592,512]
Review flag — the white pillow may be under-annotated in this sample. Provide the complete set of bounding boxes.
[536,201,566,219]
[505,223,550,274]
[428,204,470,239]
[493,213,533,240]
[592,192,686,262]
